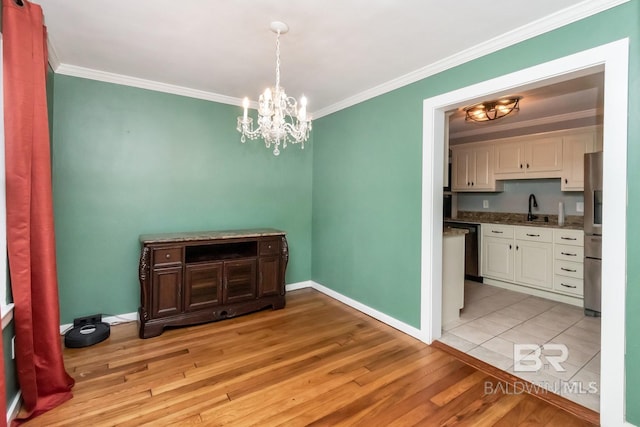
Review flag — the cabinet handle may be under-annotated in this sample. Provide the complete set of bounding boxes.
[561,267,577,272]
[565,178,568,184]
[520,164,523,169]
[165,254,171,259]
[560,283,577,289]
[491,230,503,234]
[526,163,530,169]
[516,245,519,250]
[471,181,474,186]
[526,233,540,237]
[561,237,577,241]
[561,252,577,257]
[509,244,512,250]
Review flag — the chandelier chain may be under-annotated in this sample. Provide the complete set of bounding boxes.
[275,30,281,90]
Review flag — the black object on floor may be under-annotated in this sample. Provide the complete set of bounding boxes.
[64,322,110,348]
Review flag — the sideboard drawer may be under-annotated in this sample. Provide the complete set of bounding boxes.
[259,239,280,255]
[152,247,183,266]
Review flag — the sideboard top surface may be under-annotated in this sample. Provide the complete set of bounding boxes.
[139,228,286,244]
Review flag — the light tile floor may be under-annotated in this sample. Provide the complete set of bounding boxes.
[438,280,601,412]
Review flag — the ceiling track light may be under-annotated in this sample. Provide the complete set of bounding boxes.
[464,97,521,122]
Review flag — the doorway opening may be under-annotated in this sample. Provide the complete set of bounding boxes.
[420,39,628,424]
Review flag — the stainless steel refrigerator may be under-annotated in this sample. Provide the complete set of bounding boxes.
[584,151,602,317]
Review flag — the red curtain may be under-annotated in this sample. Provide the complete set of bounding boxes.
[3,0,74,424]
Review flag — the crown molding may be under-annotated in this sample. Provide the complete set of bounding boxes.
[46,34,61,71]
[313,0,628,119]
[46,0,627,116]
[449,108,601,139]
[54,63,247,107]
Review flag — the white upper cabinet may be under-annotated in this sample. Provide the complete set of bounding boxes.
[451,143,502,192]
[472,145,493,189]
[494,141,524,174]
[526,137,564,173]
[494,136,563,178]
[452,146,472,190]
[451,126,601,191]
[561,128,602,191]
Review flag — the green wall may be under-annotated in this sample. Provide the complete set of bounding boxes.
[311,2,639,423]
[51,75,313,325]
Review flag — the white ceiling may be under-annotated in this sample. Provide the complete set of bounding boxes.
[35,0,619,119]
[448,72,604,144]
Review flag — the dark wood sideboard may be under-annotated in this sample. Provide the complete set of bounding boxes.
[137,229,288,338]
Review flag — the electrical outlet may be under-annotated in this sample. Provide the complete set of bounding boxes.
[483,200,489,209]
[576,202,584,213]
[73,314,102,327]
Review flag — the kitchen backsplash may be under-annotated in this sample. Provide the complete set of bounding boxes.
[456,178,584,216]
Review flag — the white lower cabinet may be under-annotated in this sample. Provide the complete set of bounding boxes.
[482,224,514,282]
[515,240,553,289]
[514,226,553,289]
[552,229,584,297]
[483,236,514,281]
[481,224,584,304]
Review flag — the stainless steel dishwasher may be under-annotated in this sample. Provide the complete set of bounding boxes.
[444,221,482,282]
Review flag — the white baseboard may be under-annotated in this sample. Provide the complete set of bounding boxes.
[57,281,420,344]
[59,312,138,335]
[6,391,20,424]
[285,280,313,292]
[301,280,423,341]
[57,285,315,334]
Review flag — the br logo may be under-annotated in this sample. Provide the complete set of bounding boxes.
[513,343,569,372]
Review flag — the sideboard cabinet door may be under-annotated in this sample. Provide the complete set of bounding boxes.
[151,266,182,318]
[259,256,281,297]
[185,262,223,311]
[224,259,257,304]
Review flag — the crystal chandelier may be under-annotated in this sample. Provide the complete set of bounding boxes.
[237,21,312,156]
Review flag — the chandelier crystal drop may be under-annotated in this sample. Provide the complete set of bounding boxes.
[237,21,312,156]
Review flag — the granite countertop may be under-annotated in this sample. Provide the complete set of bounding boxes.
[443,227,469,237]
[140,228,285,244]
[445,211,583,230]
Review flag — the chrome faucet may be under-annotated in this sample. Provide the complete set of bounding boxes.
[527,194,538,221]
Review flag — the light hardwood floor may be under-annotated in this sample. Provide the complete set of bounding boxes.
[23,289,596,426]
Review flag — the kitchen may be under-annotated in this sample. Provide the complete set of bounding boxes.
[439,73,603,412]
